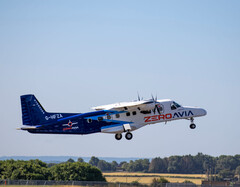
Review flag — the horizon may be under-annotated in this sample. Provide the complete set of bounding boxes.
[1,152,239,159]
[1,0,240,157]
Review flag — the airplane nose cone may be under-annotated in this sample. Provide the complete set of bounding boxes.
[201,109,207,116]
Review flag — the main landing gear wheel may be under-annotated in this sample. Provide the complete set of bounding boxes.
[190,123,196,129]
[115,133,122,140]
[125,132,133,140]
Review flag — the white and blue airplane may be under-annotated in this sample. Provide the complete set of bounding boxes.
[19,94,207,140]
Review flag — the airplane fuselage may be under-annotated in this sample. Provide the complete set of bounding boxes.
[20,95,207,140]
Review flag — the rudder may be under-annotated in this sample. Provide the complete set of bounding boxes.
[21,94,48,126]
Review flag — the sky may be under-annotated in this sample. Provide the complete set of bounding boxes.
[0,0,240,158]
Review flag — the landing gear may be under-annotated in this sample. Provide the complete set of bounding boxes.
[115,132,133,140]
[190,123,196,129]
[115,133,122,140]
[190,117,196,129]
[125,132,133,140]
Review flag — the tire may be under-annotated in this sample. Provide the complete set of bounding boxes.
[125,132,133,140]
[190,124,196,129]
[115,133,122,140]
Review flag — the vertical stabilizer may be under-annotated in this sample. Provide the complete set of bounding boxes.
[20,94,47,126]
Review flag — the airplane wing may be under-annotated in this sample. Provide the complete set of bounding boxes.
[92,99,156,111]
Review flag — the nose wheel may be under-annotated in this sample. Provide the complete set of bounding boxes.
[190,123,196,129]
[190,117,196,129]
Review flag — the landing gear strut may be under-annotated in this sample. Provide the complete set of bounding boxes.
[190,117,196,129]
[115,133,122,140]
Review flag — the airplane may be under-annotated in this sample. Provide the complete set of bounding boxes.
[19,94,207,140]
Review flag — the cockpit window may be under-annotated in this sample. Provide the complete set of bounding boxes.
[171,104,177,110]
[173,101,181,108]
[171,101,181,110]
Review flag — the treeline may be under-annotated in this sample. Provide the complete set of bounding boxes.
[1,153,240,181]
[87,153,240,179]
[0,159,105,181]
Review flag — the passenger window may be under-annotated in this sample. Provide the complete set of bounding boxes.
[106,114,111,120]
[98,117,103,121]
[126,112,130,116]
[132,111,137,115]
[87,118,92,123]
[140,110,151,114]
[116,113,120,118]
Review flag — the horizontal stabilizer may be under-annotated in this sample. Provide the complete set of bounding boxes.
[18,126,39,130]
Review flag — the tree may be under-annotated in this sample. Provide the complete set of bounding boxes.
[67,158,75,163]
[110,161,118,172]
[97,160,111,172]
[119,161,127,167]
[218,169,234,181]
[0,159,50,180]
[180,155,195,173]
[149,157,167,173]
[192,153,205,174]
[49,162,106,181]
[89,156,99,167]
[0,159,106,182]
[235,166,240,181]
[183,180,194,184]
[124,159,150,172]
[47,163,57,168]
[131,181,140,185]
[121,162,129,171]
[151,177,169,187]
[216,155,238,172]
[167,156,181,173]
[77,158,84,163]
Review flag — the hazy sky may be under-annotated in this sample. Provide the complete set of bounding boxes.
[0,0,240,158]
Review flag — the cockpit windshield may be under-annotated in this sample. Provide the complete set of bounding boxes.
[173,101,181,108]
[171,101,182,110]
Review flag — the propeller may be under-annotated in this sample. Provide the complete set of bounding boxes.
[137,92,143,101]
[137,92,141,101]
[153,104,161,114]
[151,94,161,114]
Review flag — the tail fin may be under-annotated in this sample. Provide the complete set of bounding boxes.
[20,94,48,126]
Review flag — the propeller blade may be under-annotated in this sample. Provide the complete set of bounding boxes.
[137,92,140,101]
[153,105,156,114]
[151,94,155,101]
[156,105,160,114]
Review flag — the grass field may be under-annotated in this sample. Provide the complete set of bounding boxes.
[103,172,206,185]
[1,173,207,186]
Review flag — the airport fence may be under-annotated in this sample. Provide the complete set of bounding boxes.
[1,180,240,187]
[0,180,147,187]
